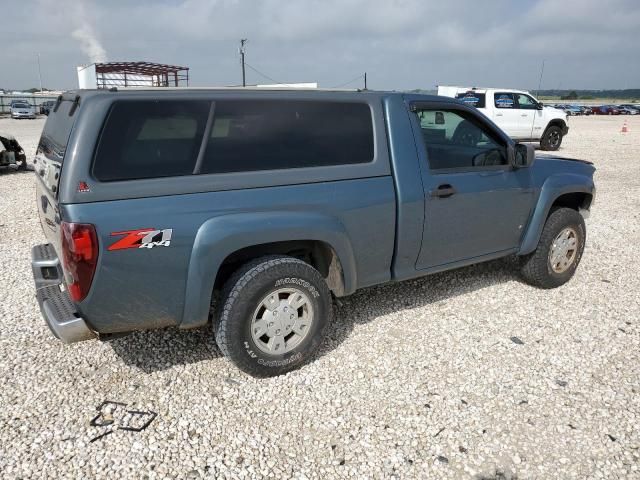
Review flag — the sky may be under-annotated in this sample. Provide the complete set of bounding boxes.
[1,0,639,91]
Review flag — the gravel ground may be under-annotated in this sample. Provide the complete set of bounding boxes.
[1,116,639,479]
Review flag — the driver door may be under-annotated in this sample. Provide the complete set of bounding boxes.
[411,103,534,270]
[514,93,539,139]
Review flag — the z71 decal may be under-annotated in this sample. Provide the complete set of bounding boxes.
[108,228,173,251]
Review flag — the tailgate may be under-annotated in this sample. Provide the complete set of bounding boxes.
[35,164,63,253]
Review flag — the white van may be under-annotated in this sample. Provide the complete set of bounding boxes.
[438,86,569,150]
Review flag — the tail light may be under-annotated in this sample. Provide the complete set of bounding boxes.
[60,222,98,302]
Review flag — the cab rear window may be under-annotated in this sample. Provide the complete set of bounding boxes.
[455,92,486,108]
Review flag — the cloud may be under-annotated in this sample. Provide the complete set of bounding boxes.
[1,0,638,90]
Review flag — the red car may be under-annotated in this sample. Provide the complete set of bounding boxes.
[592,105,621,115]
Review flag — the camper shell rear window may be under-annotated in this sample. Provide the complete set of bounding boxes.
[37,99,78,163]
[92,99,375,182]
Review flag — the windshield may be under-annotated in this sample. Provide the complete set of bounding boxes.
[13,103,30,108]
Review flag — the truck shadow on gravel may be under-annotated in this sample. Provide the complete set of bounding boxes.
[108,257,521,373]
[108,327,223,373]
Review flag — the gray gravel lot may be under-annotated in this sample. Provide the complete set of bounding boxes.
[1,116,639,479]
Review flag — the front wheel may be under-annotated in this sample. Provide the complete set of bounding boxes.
[540,125,564,151]
[519,207,586,289]
[215,256,333,377]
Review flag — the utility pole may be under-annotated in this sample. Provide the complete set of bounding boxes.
[36,53,43,92]
[364,72,367,90]
[239,39,247,87]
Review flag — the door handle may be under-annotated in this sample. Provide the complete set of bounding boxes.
[521,114,529,117]
[430,184,456,198]
[496,113,504,117]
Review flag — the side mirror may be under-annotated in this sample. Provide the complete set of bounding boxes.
[536,102,544,110]
[512,143,535,168]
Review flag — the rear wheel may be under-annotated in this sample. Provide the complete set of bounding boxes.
[215,255,332,377]
[519,207,586,289]
[540,125,563,151]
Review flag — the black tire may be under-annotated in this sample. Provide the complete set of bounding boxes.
[215,255,332,377]
[519,207,586,289]
[540,125,563,151]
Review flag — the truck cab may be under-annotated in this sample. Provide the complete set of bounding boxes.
[437,86,569,151]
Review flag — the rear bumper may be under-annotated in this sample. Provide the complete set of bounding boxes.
[31,243,96,343]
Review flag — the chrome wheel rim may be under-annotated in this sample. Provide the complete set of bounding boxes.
[548,130,560,147]
[251,288,314,355]
[549,227,578,273]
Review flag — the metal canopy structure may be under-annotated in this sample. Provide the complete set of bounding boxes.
[94,62,189,88]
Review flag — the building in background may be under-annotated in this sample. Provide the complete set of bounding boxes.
[77,62,189,89]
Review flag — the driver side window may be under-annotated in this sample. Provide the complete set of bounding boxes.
[415,109,508,170]
[516,94,537,110]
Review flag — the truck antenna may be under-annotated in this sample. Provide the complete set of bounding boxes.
[535,59,545,98]
[531,59,546,140]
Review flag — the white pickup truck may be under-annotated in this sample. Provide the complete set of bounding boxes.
[438,86,569,151]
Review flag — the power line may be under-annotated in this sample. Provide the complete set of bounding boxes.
[243,62,288,86]
[242,59,368,89]
[330,74,365,89]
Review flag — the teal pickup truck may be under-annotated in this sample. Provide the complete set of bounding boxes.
[32,89,595,376]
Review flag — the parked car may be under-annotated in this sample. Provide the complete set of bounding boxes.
[32,89,595,377]
[617,106,638,115]
[591,105,621,115]
[618,104,640,114]
[0,132,28,170]
[579,106,593,115]
[10,101,36,119]
[40,100,56,115]
[563,105,583,116]
[438,86,569,150]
